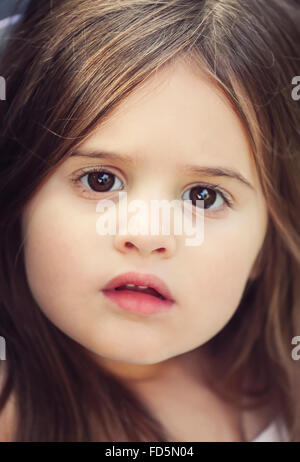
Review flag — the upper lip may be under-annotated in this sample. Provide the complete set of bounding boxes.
[102,272,174,301]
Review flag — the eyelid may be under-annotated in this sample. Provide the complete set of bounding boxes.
[70,164,126,181]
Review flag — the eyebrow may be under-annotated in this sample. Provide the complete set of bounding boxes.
[70,149,255,190]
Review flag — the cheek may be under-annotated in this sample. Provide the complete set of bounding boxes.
[205,202,267,287]
[21,191,102,317]
[183,209,267,336]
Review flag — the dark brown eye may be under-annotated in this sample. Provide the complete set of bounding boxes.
[87,172,115,192]
[191,186,216,209]
[78,169,124,193]
[182,185,227,211]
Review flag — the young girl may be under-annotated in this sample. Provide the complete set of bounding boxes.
[0,0,299,442]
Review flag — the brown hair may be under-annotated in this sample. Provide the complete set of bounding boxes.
[0,0,299,441]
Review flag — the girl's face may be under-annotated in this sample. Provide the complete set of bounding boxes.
[21,60,268,380]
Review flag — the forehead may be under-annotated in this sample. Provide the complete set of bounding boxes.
[77,59,258,184]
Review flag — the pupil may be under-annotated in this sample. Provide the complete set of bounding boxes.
[190,187,216,209]
[88,172,114,191]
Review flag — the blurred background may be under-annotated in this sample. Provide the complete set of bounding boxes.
[0,0,30,19]
[0,0,30,52]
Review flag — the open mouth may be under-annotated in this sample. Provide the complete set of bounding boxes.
[113,284,166,300]
[102,277,174,315]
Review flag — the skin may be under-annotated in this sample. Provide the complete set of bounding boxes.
[21,59,268,389]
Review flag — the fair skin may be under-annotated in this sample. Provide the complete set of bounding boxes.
[2,59,271,441]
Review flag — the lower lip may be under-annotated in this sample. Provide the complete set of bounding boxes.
[102,289,174,315]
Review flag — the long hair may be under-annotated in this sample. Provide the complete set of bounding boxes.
[0,0,299,441]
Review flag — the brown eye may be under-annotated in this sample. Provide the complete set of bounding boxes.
[182,185,228,211]
[78,169,124,193]
[87,172,114,192]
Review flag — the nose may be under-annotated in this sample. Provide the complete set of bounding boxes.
[114,232,176,258]
[112,187,178,258]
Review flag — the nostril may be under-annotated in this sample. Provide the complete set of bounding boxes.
[123,242,166,252]
[125,242,134,248]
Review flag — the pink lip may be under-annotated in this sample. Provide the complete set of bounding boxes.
[101,272,175,316]
[102,272,174,301]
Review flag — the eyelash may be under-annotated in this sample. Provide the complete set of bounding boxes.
[71,166,234,213]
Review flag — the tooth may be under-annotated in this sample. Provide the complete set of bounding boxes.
[125,284,135,288]
[137,285,148,289]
